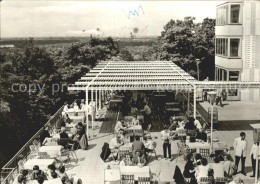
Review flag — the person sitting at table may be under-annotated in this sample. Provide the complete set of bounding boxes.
[114,120,126,133]
[60,127,69,139]
[62,102,69,116]
[60,121,66,128]
[224,155,236,178]
[73,122,87,150]
[132,136,145,157]
[31,165,45,180]
[31,139,40,152]
[194,118,202,130]
[144,135,154,154]
[130,115,139,126]
[40,125,50,145]
[196,128,207,142]
[183,153,196,182]
[80,99,85,110]
[118,129,125,143]
[194,153,203,166]
[67,104,74,112]
[195,157,210,181]
[37,176,45,184]
[132,149,147,167]
[212,157,225,179]
[47,164,58,179]
[73,102,79,111]
[120,154,133,166]
[184,117,197,130]
[14,170,29,184]
[57,166,69,183]
[64,113,72,126]
[109,135,123,161]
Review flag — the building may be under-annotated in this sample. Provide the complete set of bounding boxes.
[215,0,260,101]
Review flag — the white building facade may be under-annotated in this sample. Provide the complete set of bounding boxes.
[215,1,260,101]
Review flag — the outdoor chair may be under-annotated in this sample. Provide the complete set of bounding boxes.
[121,174,135,184]
[215,177,228,184]
[199,148,214,163]
[118,149,130,158]
[58,138,78,164]
[198,177,213,184]
[138,177,150,184]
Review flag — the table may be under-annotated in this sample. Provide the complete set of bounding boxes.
[119,143,132,152]
[128,125,142,131]
[105,169,120,184]
[120,166,150,180]
[38,146,63,158]
[165,102,179,106]
[69,116,85,124]
[24,159,55,171]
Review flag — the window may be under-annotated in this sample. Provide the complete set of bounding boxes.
[230,5,240,24]
[216,5,228,25]
[216,38,228,57]
[229,71,239,81]
[230,39,240,57]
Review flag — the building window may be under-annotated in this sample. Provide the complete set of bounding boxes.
[230,5,240,24]
[216,5,228,25]
[229,71,239,81]
[216,38,228,57]
[230,39,240,57]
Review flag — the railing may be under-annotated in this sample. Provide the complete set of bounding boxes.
[0,104,65,184]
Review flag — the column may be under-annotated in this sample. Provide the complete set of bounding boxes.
[95,89,98,111]
[101,90,104,109]
[99,89,101,110]
[85,88,89,136]
[91,89,94,129]
[187,89,190,116]
[193,86,197,118]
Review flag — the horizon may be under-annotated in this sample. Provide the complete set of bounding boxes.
[0,1,223,38]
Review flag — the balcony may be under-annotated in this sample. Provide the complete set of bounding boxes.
[215,56,243,69]
[216,25,243,36]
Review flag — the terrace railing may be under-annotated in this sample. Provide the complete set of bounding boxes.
[0,104,64,184]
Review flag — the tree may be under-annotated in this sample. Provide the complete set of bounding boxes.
[158,17,215,80]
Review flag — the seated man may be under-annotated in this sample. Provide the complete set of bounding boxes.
[114,120,126,133]
[132,149,146,167]
[109,135,123,160]
[143,136,154,153]
[73,102,80,111]
[60,127,69,139]
[57,166,69,183]
[131,115,139,126]
[212,157,225,178]
[13,170,29,184]
[194,118,202,129]
[118,129,125,143]
[196,128,207,142]
[31,165,45,180]
[132,136,145,157]
[195,158,210,181]
[72,122,87,149]
[120,155,133,166]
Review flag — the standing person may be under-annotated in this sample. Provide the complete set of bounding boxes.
[250,142,260,177]
[233,132,247,175]
[140,102,151,130]
[161,125,171,160]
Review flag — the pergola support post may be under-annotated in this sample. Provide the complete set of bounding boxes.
[95,89,98,111]
[187,89,190,116]
[193,86,197,118]
[91,89,94,129]
[85,88,89,136]
[99,89,101,110]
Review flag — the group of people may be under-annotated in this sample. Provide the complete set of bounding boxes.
[14,165,71,184]
[62,100,88,115]
[182,152,235,184]
[108,130,154,166]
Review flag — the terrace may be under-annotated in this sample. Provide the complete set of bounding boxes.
[1,60,260,184]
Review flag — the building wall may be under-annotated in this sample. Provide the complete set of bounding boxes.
[215,1,260,101]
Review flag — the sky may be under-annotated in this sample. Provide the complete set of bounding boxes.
[0,1,224,38]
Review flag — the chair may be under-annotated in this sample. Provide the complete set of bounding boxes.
[58,139,78,164]
[38,152,50,159]
[118,150,130,159]
[215,177,228,184]
[199,148,210,157]
[121,174,134,184]
[29,145,38,157]
[198,177,213,184]
[138,177,150,184]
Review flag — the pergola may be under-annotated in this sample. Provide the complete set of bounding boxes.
[68,60,260,134]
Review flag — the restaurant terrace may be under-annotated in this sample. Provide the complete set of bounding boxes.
[2,60,260,184]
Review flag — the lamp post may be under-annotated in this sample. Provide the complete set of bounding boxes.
[207,91,217,152]
[196,59,201,81]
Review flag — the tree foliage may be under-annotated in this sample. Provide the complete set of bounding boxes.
[158,17,215,80]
